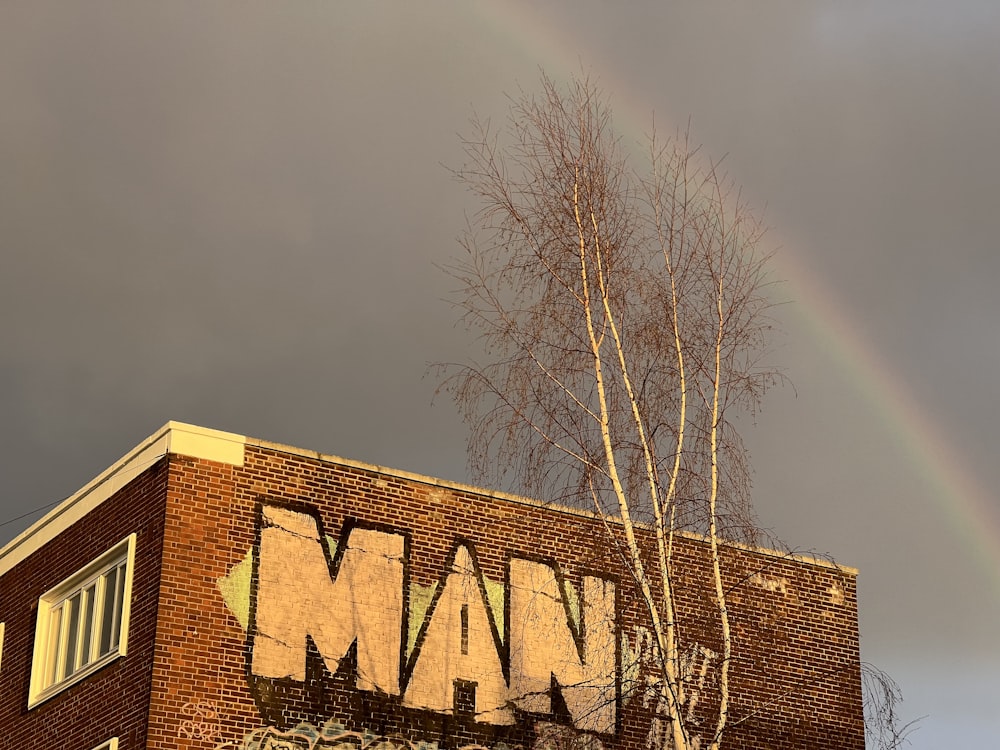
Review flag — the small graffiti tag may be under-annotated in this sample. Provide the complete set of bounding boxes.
[630,629,717,750]
[213,720,602,750]
[216,721,477,750]
[181,701,222,742]
[532,722,604,750]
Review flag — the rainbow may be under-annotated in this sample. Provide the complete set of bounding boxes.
[776,246,1000,601]
[461,1,1000,601]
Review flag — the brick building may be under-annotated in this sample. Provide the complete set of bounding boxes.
[0,422,864,750]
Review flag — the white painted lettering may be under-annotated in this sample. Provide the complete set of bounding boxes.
[251,506,404,694]
[508,560,617,734]
[404,545,513,724]
[248,504,619,734]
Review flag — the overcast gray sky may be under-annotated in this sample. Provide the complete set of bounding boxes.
[2,2,998,746]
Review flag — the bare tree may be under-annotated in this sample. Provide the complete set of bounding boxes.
[862,663,921,750]
[440,72,778,750]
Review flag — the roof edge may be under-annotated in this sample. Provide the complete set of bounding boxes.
[247,437,857,576]
[0,422,246,576]
[0,422,855,578]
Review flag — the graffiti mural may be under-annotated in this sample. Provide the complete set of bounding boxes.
[218,501,620,740]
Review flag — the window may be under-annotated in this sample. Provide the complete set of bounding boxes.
[0,622,5,672]
[29,534,136,707]
[91,739,119,750]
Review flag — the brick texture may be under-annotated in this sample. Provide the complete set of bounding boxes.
[0,458,169,749]
[0,441,864,750]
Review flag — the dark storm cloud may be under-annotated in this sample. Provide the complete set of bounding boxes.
[0,2,503,486]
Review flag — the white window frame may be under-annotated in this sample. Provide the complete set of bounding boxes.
[91,739,119,750]
[28,534,136,708]
[0,622,5,672]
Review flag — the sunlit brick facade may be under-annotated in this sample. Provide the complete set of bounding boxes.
[0,423,864,750]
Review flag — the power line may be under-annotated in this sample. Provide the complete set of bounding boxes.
[0,498,66,530]
[0,453,166,534]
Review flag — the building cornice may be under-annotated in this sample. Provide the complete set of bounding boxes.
[0,422,245,576]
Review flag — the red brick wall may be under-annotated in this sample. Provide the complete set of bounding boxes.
[0,458,169,750]
[144,453,250,749]
[147,444,864,750]
[0,441,863,750]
